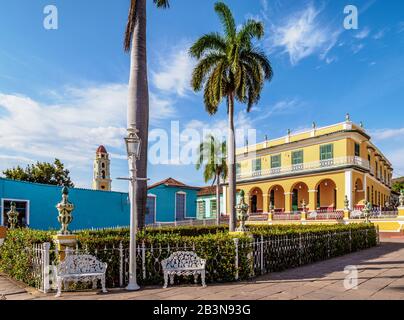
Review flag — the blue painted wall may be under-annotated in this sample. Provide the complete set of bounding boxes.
[147,185,198,223]
[0,178,130,230]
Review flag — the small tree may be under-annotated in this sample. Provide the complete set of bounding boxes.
[196,135,227,225]
[3,159,74,187]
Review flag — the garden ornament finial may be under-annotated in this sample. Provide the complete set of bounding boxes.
[56,186,75,235]
[7,202,19,229]
[400,190,404,207]
[344,195,350,211]
[235,190,249,232]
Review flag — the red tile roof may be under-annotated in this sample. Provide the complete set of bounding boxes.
[96,145,107,154]
[148,177,200,190]
[197,186,222,196]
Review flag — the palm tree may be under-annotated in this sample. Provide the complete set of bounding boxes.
[124,0,170,229]
[196,135,228,225]
[189,2,273,231]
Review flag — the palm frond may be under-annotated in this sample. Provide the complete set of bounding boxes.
[189,33,227,59]
[237,19,264,45]
[214,2,236,40]
[153,0,170,8]
[124,0,137,52]
[191,53,225,91]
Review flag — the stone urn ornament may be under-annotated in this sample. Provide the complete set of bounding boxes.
[344,195,350,211]
[362,200,372,223]
[301,199,307,212]
[399,190,404,208]
[56,187,75,235]
[235,190,249,232]
[7,202,19,229]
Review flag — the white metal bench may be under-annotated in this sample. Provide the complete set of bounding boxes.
[161,251,207,288]
[55,253,108,297]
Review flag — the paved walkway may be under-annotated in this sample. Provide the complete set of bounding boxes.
[2,238,404,300]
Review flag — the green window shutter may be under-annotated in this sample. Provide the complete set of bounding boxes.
[236,163,241,175]
[271,155,281,168]
[355,143,360,157]
[252,158,261,171]
[198,201,205,217]
[320,144,333,160]
[210,200,217,215]
[292,150,303,165]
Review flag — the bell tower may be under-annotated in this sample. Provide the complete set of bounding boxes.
[92,145,112,191]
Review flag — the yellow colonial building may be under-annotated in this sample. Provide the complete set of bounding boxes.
[223,115,393,214]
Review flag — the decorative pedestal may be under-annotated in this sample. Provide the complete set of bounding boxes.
[52,234,77,261]
[267,212,273,225]
[398,207,404,220]
[343,209,351,224]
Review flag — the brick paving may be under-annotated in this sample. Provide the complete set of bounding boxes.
[2,237,404,300]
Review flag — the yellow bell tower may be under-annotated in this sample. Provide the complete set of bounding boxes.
[92,145,112,191]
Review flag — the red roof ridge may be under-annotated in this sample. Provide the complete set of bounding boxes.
[148,177,200,190]
[96,145,108,154]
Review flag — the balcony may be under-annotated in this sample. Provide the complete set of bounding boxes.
[236,156,370,181]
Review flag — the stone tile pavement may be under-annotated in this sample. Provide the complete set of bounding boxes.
[2,237,404,300]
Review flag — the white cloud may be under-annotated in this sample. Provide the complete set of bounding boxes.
[373,28,388,40]
[352,43,365,54]
[370,128,404,141]
[398,22,404,33]
[354,27,371,39]
[151,45,195,97]
[254,98,304,122]
[268,4,340,65]
[0,83,176,187]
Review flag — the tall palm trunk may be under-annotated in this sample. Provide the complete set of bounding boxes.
[216,173,221,226]
[227,93,236,231]
[127,0,149,230]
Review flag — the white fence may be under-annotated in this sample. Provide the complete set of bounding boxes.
[30,226,378,292]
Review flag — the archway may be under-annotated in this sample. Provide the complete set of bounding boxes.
[316,179,337,210]
[268,185,285,212]
[249,187,263,214]
[290,182,309,212]
[354,178,365,208]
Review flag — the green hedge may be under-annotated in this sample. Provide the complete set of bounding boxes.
[77,225,228,238]
[0,229,54,287]
[0,223,378,288]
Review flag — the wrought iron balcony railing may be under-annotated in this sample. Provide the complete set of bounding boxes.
[236,156,370,181]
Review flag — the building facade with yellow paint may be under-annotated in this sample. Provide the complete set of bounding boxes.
[223,116,393,214]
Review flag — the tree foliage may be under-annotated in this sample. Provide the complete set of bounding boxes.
[392,181,404,193]
[3,159,74,187]
[196,135,227,184]
[189,1,273,114]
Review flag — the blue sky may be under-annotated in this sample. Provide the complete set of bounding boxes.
[0,0,403,191]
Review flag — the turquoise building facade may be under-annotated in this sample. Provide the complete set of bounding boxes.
[146,178,200,224]
[0,177,201,230]
[196,186,224,220]
[0,177,130,230]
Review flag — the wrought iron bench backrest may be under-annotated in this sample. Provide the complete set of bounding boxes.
[57,254,107,275]
[162,251,205,270]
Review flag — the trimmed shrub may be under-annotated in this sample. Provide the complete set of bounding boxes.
[0,223,377,288]
[0,229,54,286]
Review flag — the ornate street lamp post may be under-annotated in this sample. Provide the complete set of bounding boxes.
[119,127,146,291]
